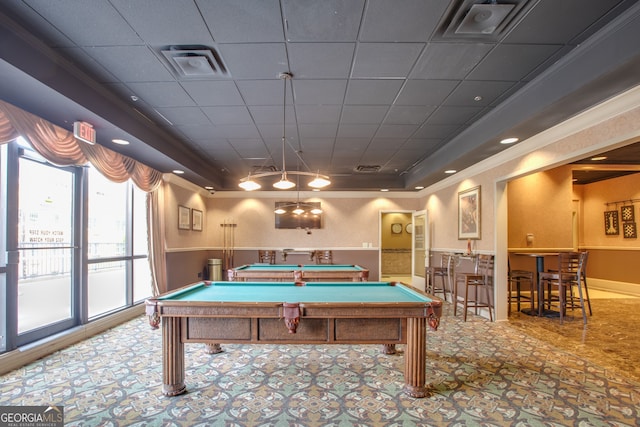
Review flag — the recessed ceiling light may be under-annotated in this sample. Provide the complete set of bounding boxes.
[474,95,483,102]
[415,186,424,190]
[590,156,607,161]
[380,189,389,192]
[173,170,184,174]
[112,138,130,145]
[500,137,519,144]
[445,169,457,174]
[204,186,214,190]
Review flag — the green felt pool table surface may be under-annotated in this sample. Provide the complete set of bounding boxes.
[158,281,434,303]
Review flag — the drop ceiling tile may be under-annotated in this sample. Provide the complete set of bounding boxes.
[299,124,339,138]
[212,124,261,139]
[237,80,293,106]
[337,124,379,139]
[217,44,287,79]
[359,0,447,42]
[154,107,210,125]
[352,43,424,78]
[443,81,516,106]
[248,106,295,124]
[334,138,372,151]
[175,124,219,140]
[126,82,195,107]
[293,80,348,105]
[181,81,245,106]
[395,80,459,106]
[340,106,390,124]
[410,43,494,79]
[344,80,404,105]
[426,106,485,125]
[296,105,342,124]
[282,0,365,41]
[288,43,356,78]
[201,106,254,125]
[256,124,299,139]
[197,0,284,42]
[385,106,436,124]
[84,46,173,83]
[468,44,563,81]
[375,124,419,138]
[25,0,142,46]
[110,0,214,45]
[504,0,619,45]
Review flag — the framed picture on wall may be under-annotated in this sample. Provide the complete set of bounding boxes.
[621,205,635,222]
[192,209,203,231]
[604,210,619,235]
[458,186,481,239]
[178,205,191,230]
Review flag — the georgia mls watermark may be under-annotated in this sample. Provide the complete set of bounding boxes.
[0,406,63,427]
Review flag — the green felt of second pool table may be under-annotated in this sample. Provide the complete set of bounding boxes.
[146,281,442,398]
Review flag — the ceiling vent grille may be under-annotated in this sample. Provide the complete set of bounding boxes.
[436,0,530,41]
[355,165,381,173]
[161,45,229,78]
[251,165,279,173]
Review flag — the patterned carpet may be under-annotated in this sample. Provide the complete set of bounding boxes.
[1,303,639,426]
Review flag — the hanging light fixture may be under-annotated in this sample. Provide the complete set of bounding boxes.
[239,72,331,191]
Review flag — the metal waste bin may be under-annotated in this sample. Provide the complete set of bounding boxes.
[208,258,222,281]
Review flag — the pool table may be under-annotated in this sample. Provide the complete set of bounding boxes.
[228,263,369,282]
[145,281,442,398]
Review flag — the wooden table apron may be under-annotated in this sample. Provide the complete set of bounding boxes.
[228,264,370,282]
[146,282,441,398]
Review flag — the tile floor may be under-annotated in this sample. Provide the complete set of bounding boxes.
[383,275,640,383]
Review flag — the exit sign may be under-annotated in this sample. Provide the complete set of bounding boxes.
[73,121,96,145]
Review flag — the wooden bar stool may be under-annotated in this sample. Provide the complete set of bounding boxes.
[453,254,494,321]
[426,253,455,302]
[538,252,588,324]
[507,258,534,314]
[258,250,276,264]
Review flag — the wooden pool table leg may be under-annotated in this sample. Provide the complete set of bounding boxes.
[162,316,187,396]
[403,317,428,398]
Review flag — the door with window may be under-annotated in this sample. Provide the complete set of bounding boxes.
[11,151,79,345]
[411,210,428,291]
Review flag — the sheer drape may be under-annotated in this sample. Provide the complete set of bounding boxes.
[0,99,165,294]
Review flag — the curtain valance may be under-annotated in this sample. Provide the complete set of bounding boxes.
[0,100,163,192]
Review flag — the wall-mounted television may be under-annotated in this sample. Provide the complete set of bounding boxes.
[274,201,322,229]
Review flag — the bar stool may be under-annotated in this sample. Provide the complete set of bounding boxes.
[538,252,588,324]
[453,254,494,321]
[258,250,276,264]
[507,258,534,314]
[315,250,333,264]
[426,253,455,302]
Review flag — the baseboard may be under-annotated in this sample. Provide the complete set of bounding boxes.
[0,305,144,375]
[587,278,640,297]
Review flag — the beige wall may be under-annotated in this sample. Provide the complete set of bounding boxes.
[507,166,574,250]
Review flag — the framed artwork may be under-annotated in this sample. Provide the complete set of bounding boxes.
[391,223,403,234]
[604,210,619,235]
[623,222,637,239]
[192,209,203,231]
[458,186,481,240]
[178,205,191,230]
[621,205,635,222]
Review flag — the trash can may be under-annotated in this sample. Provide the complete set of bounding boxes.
[208,259,222,281]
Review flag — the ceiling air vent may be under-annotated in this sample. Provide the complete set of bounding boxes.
[356,165,381,173]
[436,0,530,41]
[251,165,279,173]
[161,45,229,78]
